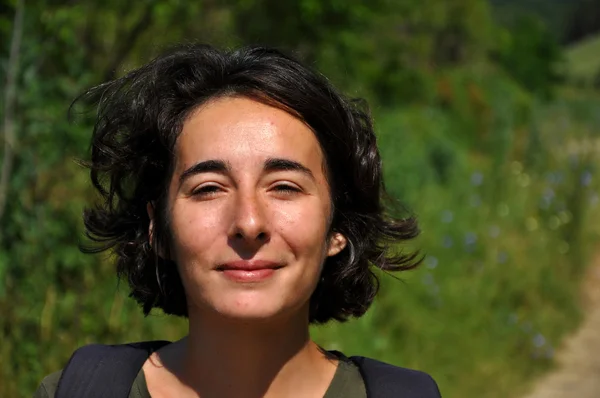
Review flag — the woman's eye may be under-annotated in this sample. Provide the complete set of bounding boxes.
[192,185,222,196]
[273,184,301,194]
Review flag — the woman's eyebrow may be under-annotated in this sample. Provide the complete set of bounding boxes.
[179,159,231,184]
[264,157,314,180]
[179,158,314,184]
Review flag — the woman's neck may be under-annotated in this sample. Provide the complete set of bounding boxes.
[155,310,337,398]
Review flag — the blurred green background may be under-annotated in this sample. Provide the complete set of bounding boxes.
[2,0,600,397]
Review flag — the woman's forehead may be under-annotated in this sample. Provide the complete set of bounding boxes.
[176,97,325,172]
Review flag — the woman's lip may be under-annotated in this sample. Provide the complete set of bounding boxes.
[217,260,282,271]
[216,260,282,283]
[219,268,277,282]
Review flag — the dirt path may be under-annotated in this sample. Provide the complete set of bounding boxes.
[523,251,600,398]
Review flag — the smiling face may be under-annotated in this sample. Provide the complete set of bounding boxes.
[156,96,346,322]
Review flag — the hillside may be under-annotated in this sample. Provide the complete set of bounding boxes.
[566,33,600,83]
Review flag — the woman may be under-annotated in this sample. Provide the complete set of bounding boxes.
[34,44,441,398]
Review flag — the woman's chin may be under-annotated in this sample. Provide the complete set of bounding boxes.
[208,293,302,323]
[216,302,287,321]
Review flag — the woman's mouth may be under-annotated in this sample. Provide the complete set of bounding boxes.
[217,260,283,282]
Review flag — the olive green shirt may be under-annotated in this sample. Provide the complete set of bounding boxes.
[33,356,366,398]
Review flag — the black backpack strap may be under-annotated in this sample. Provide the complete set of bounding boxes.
[350,356,442,398]
[55,340,170,398]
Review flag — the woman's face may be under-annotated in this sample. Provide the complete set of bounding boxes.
[160,96,346,322]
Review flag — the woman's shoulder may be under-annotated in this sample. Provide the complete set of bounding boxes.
[33,370,62,398]
[349,356,441,397]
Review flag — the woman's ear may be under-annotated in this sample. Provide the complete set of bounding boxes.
[146,202,155,246]
[147,202,169,259]
[327,232,347,257]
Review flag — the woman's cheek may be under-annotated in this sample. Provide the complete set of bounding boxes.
[274,201,329,252]
[172,202,227,253]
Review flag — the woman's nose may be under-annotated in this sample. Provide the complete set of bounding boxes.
[229,191,270,245]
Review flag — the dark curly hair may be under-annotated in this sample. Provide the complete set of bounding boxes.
[77,44,421,324]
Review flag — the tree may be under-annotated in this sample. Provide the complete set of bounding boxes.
[494,15,564,98]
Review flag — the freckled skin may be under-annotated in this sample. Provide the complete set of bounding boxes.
[165,96,345,321]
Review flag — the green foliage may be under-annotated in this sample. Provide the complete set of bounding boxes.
[494,15,565,99]
[224,0,496,104]
[489,0,579,43]
[1,1,599,397]
[315,95,600,397]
